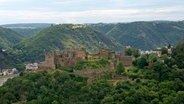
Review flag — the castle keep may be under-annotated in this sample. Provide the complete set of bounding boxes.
[38,48,133,70]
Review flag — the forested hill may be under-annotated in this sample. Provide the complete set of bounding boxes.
[0,27,22,49]
[89,21,184,49]
[15,24,119,61]
[0,49,22,69]
[89,23,116,34]
[1,21,184,51]
[1,23,52,38]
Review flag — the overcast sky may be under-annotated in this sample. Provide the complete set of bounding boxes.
[0,0,184,24]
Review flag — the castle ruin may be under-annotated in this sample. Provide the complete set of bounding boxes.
[38,48,133,70]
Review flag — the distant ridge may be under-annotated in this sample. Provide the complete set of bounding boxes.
[0,27,22,49]
[89,21,184,49]
[1,23,53,29]
[1,23,53,38]
[1,21,184,61]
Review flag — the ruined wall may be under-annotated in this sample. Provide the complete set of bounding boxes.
[38,52,56,70]
[98,48,116,60]
[118,56,133,66]
[74,48,86,60]
[109,51,116,60]
[86,53,100,60]
[99,48,109,59]
[54,48,87,67]
[73,66,114,78]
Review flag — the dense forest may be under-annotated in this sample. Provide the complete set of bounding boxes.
[0,40,184,104]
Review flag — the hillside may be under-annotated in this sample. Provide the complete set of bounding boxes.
[1,23,52,38]
[172,39,184,68]
[0,27,22,49]
[0,50,14,69]
[88,23,116,34]
[90,21,184,49]
[16,24,119,61]
[8,28,47,38]
[0,49,23,70]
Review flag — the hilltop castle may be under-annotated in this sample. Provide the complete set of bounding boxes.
[38,48,133,70]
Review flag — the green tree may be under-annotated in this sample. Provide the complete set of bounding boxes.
[148,53,158,63]
[172,40,184,68]
[116,62,125,75]
[125,48,132,56]
[101,96,114,104]
[136,56,148,69]
[52,100,59,104]
[125,47,140,58]
[161,47,168,55]
[174,91,184,104]
[132,48,140,58]
[151,60,170,81]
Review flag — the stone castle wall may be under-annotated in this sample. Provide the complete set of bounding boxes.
[38,48,133,70]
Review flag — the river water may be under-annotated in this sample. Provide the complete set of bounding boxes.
[0,74,18,86]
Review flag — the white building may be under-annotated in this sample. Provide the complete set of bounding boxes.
[2,49,6,52]
[1,68,18,76]
[140,50,155,55]
[26,63,38,71]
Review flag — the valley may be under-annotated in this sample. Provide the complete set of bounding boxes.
[1,0,184,103]
[0,22,184,104]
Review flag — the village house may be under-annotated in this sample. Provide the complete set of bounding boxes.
[25,63,39,71]
[140,50,154,55]
[72,24,86,29]
[0,68,18,76]
[140,45,173,57]
[1,49,6,52]
[152,45,173,57]
[152,48,162,57]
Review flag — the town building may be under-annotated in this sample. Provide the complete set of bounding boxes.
[140,45,173,57]
[25,63,39,71]
[0,68,18,76]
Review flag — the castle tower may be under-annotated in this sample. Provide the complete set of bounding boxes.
[45,52,56,69]
[39,52,56,69]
